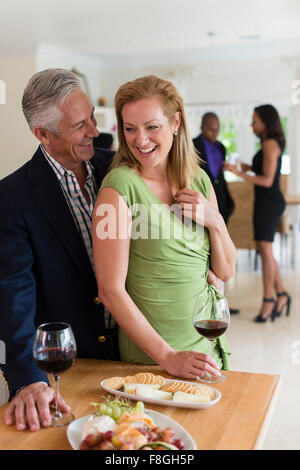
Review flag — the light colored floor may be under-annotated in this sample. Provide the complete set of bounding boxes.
[226,239,300,450]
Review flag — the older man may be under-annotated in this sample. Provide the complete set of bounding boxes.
[0,69,119,432]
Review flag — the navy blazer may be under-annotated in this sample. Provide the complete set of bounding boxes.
[193,135,234,224]
[0,146,118,398]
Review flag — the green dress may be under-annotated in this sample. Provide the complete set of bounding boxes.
[100,166,231,369]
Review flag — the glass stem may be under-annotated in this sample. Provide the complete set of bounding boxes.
[209,339,214,358]
[53,375,62,420]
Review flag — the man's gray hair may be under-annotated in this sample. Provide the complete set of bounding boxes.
[22,68,81,135]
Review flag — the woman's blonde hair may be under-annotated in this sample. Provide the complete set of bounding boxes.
[112,75,200,189]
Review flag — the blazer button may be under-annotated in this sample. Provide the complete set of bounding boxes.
[98,335,106,343]
[93,297,101,305]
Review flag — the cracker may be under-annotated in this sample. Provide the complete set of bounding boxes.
[159,382,174,392]
[155,375,166,386]
[144,372,156,384]
[190,384,216,400]
[160,381,184,393]
[133,373,147,384]
[124,375,138,383]
[104,376,124,390]
[134,372,155,384]
[179,383,194,393]
[160,381,201,394]
[125,372,166,386]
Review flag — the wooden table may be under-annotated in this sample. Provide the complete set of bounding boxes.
[0,359,280,451]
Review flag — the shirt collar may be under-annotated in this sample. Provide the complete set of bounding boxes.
[41,144,94,181]
[200,135,218,148]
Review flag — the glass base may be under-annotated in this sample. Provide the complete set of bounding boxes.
[197,372,226,384]
[51,412,75,427]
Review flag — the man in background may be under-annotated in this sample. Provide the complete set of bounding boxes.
[193,112,234,224]
[193,112,239,314]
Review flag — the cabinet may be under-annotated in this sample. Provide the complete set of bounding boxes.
[94,106,117,135]
[227,175,290,251]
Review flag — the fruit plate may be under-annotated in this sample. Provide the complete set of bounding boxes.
[67,410,197,450]
[100,378,221,410]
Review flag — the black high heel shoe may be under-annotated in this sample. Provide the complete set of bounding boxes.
[254,297,276,323]
[274,291,291,318]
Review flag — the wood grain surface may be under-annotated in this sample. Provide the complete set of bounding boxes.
[0,359,280,450]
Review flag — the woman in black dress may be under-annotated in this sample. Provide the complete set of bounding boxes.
[225,104,290,322]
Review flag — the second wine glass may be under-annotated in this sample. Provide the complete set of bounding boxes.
[33,322,77,427]
[192,295,230,383]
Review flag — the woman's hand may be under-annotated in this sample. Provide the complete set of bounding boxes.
[223,162,240,175]
[224,161,252,174]
[241,163,252,172]
[174,188,220,230]
[207,269,224,293]
[161,350,221,380]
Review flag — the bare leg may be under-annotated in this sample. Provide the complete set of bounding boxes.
[256,241,276,319]
[273,260,288,311]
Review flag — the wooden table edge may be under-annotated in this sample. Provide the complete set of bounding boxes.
[254,374,281,450]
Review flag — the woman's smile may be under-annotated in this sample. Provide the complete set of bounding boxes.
[136,144,158,157]
[122,97,178,170]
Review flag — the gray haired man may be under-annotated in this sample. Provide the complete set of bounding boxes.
[0,68,119,432]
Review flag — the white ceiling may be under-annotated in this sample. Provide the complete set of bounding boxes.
[1,0,300,66]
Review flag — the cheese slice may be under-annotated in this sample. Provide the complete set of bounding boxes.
[123,383,137,394]
[123,383,161,394]
[135,385,172,400]
[172,390,211,403]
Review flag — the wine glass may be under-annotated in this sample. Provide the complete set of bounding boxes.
[33,322,77,427]
[192,294,230,383]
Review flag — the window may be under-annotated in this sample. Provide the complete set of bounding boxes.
[219,119,237,155]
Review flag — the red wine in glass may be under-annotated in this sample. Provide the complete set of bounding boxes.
[33,322,77,427]
[193,320,228,340]
[192,296,230,383]
[34,347,76,375]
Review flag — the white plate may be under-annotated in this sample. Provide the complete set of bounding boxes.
[100,378,221,410]
[67,410,197,450]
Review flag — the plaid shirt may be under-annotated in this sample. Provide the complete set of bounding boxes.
[41,145,115,329]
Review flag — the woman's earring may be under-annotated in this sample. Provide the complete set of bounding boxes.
[174,131,178,136]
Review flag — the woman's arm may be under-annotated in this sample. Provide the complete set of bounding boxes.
[206,187,237,281]
[224,140,281,187]
[92,187,221,379]
[175,186,236,282]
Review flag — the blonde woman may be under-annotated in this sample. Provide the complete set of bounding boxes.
[92,75,236,379]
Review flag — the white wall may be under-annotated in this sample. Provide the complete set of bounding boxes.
[289,66,300,194]
[98,58,293,107]
[0,55,37,179]
[36,44,104,107]
[98,58,296,182]
[0,45,105,179]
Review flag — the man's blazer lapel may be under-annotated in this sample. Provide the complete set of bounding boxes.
[26,148,95,284]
